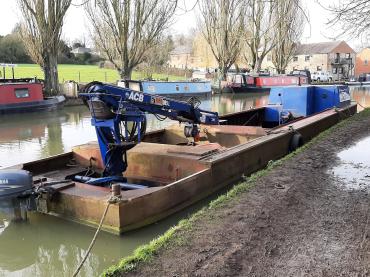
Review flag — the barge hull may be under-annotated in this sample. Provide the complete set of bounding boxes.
[0,96,65,114]
[12,104,356,234]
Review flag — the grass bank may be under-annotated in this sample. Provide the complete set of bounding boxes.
[103,108,369,276]
[2,64,186,83]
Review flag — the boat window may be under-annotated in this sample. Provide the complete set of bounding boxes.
[14,88,30,98]
[235,75,242,83]
[147,85,155,92]
[129,82,141,92]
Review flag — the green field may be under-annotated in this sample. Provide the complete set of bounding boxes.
[1,64,185,83]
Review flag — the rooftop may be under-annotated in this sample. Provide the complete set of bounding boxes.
[170,45,192,55]
[295,41,355,55]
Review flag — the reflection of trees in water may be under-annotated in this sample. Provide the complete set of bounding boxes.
[64,106,91,126]
[41,123,64,158]
[210,93,270,115]
[39,107,92,158]
[351,87,370,109]
[0,215,106,276]
[32,245,100,277]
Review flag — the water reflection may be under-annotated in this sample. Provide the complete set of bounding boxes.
[350,85,370,111]
[0,187,229,277]
[329,136,370,191]
[0,209,120,277]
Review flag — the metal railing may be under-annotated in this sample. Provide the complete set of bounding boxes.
[330,57,353,65]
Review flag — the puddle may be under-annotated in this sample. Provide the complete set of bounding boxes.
[329,136,370,190]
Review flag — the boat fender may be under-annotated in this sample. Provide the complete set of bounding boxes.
[289,132,304,152]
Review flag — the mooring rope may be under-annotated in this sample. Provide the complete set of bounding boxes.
[356,101,366,110]
[72,196,120,277]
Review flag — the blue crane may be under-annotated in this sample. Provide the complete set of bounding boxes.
[78,82,219,187]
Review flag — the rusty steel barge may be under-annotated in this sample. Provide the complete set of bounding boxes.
[3,84,357,234]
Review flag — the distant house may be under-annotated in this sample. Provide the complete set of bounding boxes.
[168,45,194,69]
[71,47,92,55]
[355,48,370,77]
[290,41,355,80]
[261,41,356,79]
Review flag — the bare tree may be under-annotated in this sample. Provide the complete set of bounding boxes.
[18,0,72,95]
[244,0,277,73]
[323,0,370,39]
[141,36,174,79]
[85,0,177,80]
[199,0,245,80]
[272,0,305,74]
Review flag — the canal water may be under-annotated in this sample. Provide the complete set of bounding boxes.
[330,135,370,191]
[0,87,369,276]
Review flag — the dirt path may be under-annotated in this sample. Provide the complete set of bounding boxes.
[123,111,370,277]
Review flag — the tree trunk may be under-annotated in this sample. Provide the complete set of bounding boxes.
[255,58,263,73]
[120,66,133,80]
[42,54,59,96]
[219,64,229,81]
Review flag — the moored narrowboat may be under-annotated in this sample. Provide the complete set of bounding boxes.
[223,73,309,93]
[0,78,65,115]
[117,79,212,97]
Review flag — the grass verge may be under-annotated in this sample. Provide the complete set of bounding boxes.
[3,64,186,83]
[103,108,369,277]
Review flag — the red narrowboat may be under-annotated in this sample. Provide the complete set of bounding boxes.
[223,73,309,93]
[0,78,65,115]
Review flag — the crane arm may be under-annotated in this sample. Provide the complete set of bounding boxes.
[79,82,219,179]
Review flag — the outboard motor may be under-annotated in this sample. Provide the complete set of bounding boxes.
[0,170,33,198]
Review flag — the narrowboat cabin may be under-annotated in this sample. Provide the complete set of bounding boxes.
[0,78,65,114]
[117,80,212,97]
[0,64,65,114]
[223,73,309,93]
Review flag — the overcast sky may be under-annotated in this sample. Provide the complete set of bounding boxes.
[0,0,362,48]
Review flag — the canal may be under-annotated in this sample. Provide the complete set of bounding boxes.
[0,87,369,276]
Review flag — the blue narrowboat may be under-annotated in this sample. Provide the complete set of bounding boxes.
[117,80,212,97]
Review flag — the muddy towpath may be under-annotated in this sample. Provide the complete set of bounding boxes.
[116,110,370,277]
